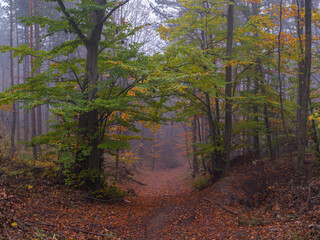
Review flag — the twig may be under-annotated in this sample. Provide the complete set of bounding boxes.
[0,216,12,240]
[70,227,114,238]
[203,197,238,215]
[3,223,12,240]
[22,220,58,227]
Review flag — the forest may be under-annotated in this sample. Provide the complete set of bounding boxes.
[0,0,319,239]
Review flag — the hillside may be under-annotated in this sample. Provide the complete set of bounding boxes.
[1,155,319,239]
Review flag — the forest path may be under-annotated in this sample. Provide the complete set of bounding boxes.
[129,165,193,239]
[133,165,191,197]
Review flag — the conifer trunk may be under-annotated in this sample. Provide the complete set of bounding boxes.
[35,0,42,138]
[10,0,16,156]
[30,0,38,160]
[16,18,20,143]
[23,25,30,148]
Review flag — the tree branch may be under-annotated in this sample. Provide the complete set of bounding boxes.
[101,0,130,24]
[126,176,147,186]
[56,0,88,46]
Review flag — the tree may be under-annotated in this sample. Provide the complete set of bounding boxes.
[1,0,164,190]
[297,0,312,174]
[224,0,234,169]
[30,0,38,160]
[156,0,234,179]
[9,0,16,156]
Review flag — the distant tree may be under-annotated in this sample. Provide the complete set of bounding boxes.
[10,0,16,156]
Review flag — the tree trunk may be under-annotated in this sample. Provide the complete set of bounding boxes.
[253,79,260,159]
[197,117,207,172]
[256,60,274,161]
[35,0,42,138]
[278,0,291,156]
[224,0,234,169]
[310,100,319,156]
[16,17,21,143]
[30,0,38,160]
[23,25,30,148]
[295,0,305,148]
[191,116,199,176]
[83,0,107,188]
[297,0,312,173]
[10,0,16,156]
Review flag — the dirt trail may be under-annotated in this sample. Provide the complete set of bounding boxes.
[128,166,193,239]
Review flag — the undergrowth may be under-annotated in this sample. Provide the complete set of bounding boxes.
[191,174,211,191]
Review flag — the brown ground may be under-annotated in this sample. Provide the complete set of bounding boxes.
[0,156,319,239]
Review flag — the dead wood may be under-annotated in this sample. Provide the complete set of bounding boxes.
[125,169,134,176]
[85,195,124,202]
[70,227,114,238]
[0,215,12,240]
[126,176,147,186]
[22,220,58,227]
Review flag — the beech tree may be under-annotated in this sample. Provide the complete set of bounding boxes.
[1,0,164,189]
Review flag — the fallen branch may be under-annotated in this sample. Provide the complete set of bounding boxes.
[125,169,134,176]
[22,220,58,228]
[70,227,114,238]
[203,198,238,215]
[126,176,147,186]
[85,195,124,203]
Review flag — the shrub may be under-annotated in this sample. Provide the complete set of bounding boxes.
[92,183,128,201]
[191,174,211,191]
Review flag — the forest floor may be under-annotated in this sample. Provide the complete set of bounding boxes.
[0,154,320,239]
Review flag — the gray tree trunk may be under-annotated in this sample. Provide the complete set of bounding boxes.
[191,116,199,176]
[30,0,38,160]
[224,0,234,169]
[10,0,16,156]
